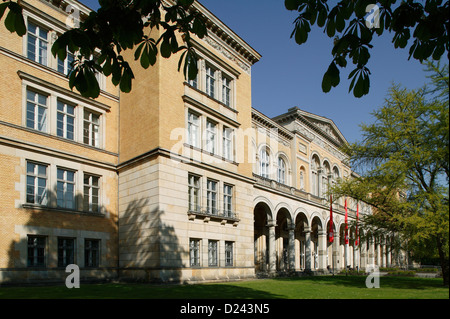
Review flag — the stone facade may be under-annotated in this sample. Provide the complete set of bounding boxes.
[0,0,404,285]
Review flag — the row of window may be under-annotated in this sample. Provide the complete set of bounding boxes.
[26,20,103,87]
[26,89,101,147]
[26,161,100,213]
[259,147,288,185]
[187,110,234,161]
[188,61,234,108]
[188,174,234,218]
[27,235,100,268]
[190,239,234,267]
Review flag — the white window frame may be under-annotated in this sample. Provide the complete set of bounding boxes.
[57,100,76,140]
[260,148,270,178]
[206,179,218,215]
[84,173,100,213]
[223,184,233,218]
[223,127,233,161]
[26,89,48,133]
[26,161,48,206]
[222,75,232,107]
[188,174,201,213]
[205,120,217,154]
[83,109,100,148]
[56,167,76,210]
[187,111,200,148]
[277,157,286,185]
[26,21,49,66]
[205,64,216,99]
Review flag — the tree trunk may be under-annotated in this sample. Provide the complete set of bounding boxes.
[436,236,449,286]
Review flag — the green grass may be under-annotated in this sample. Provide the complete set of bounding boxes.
[0,276,448,299]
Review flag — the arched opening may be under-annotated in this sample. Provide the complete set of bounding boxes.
[311,216,322,270]
[295,212,309,271]
[275,207,292,271]
[254,202,272,273]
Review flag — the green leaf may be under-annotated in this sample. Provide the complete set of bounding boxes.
[322,62,340,93]
[160,38,172,58]
[285,0,299,11]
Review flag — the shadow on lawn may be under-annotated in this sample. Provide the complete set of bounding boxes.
[273,275,444,290]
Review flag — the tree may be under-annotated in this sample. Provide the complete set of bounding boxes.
[285,0,449,97]
[0,0,206,98]
[332,62,449,285]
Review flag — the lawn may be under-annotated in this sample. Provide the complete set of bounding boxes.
[0,275,448,299]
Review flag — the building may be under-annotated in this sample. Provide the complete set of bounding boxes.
[0,0,403,285]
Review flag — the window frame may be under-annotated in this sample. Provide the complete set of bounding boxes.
[56,99,76,140]
[83,173,100,213]
[208,240,218,267]
[223,184,234,218]
[56,167,76,210]
[26,161,48,206]
[57,237,75,268]
[27,235,46,267]
[85,239,100,268]
[188,174,201,213]
[189,238,201,267]
[26,20,49,66]
[26,89,48,133]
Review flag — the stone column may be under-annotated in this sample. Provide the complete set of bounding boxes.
[267,220,277,273]
[304,226,312,271]
[318,230,327,271]
[333,233,340,271]
[360,238,367,271]
[288,225,295,271]
[368,236,375,266]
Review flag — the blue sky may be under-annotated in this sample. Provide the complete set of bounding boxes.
[79,0,430,143]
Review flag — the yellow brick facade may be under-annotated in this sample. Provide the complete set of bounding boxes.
[0,0,402,285]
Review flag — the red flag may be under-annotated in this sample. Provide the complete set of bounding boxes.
[344,198,349,244]
[329,194,334,243]
[355,202,359,247]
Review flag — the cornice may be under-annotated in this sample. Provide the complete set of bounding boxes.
[190,1,262,66]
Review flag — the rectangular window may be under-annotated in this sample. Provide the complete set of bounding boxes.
[187,111,200,148]
[27,235,46,267]
[205,65,216,98]
[188,174,200,213]
[222,76,231,107]
[84,174,100,213]
[206,179,217,215]
[57,52,75,76]
[223,184,233,218]
[225,241,234,266]
[223,127,233,161]
[208,240,218,267]
[26,162,48,205]
[57,168,76,209]
[85,239,100,268]
[57,100,75,140]
[190,239,201,267]
[26,90,48,132]
[205,120,217,154]
[58,238,75,267]
[27,22,48,66]
[83,110,100,147]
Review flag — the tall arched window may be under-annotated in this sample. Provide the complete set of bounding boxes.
[277,157,286,184]
[322,161,331,198]
[260,148,270,178]
[311,155,320,196]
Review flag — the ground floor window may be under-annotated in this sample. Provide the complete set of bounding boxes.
[27,235,46,267]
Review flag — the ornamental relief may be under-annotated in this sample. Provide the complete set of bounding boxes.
[203,35,251,75]
[295,123,347,162]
